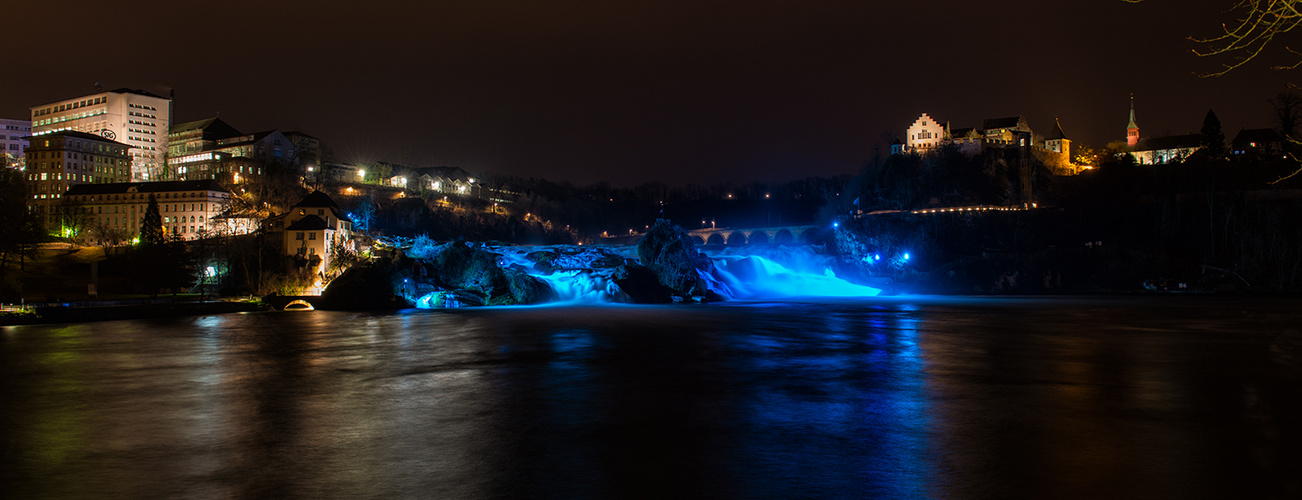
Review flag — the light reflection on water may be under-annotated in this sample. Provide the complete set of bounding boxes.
[2,296,1300,499]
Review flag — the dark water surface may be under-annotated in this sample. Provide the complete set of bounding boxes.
[2,296,1300,499]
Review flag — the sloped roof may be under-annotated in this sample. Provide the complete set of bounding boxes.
[913,113,943,126]
[108,88,166,99]
[1047,119,1068,140]
[66,179,228,196]
[1134,134,1203,151]
[26,130,130,147]
[983,117,1022,130]
[169,117,243,139]
[286,214,329,231]
[415,166,474,182]
[215,130,280,148]
[1231,128,1285,146]
[282,131,318,140]
[293,190,340,210]
[950,127,979,138]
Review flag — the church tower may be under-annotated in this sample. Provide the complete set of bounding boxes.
[1126,95,1139,147]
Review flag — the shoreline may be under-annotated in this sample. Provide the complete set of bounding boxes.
[1,300,269,326]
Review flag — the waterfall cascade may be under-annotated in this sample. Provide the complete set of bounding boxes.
[485,244,880,306]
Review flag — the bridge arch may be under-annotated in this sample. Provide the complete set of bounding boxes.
[774,229,794,245]
[748,231,769,245]
[284,299,316,311]
[800,228,821,244]
[691,235,705,245]
[726,232,747,246]
[706,233,726,245]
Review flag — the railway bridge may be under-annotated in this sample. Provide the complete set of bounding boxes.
[686,224,827,246]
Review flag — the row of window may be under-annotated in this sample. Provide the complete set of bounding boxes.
[128,103,158,111]
[33,108,108,127]
[34,97,107,116]
[75,191,226,202]
[73,203,214,216]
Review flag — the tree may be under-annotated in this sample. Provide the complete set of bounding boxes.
[140,194,164,246]
[1200,109,1228,158]
[1269,90,1302,137]
[0,167,44,286]
[1126,0,1302,76]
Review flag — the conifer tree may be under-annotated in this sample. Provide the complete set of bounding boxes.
[1200,109,1227,158]
[140,194,164,246]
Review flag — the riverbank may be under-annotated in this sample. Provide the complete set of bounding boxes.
[0,299,269,326]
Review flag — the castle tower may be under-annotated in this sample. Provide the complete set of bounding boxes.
[1045,117,1071,157]
[1126,95,1139,147]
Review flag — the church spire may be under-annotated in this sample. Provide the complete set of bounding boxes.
[1126,94,1140,147]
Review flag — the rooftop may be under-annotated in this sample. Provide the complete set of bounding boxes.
[65,179,228,196]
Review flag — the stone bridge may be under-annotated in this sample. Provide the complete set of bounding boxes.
[263,294,321,311]
[686,224,827,246]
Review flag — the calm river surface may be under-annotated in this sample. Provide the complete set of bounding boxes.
[2,296,1300,499]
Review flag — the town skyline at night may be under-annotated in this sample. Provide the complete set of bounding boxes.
[6,0,1300,186]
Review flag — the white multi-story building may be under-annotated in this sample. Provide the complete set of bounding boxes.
[63,179,241,244]
[30,88,173,181]
[1,118,31,168]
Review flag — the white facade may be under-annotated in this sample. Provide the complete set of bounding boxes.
[30,88,172,182]
[64,180,239,244]
[1,118,31,168]
[906,113,947,152]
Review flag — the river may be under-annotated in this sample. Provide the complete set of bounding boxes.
[2,296,1299,499]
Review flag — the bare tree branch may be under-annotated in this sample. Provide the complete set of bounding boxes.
[1130,1,1302,76]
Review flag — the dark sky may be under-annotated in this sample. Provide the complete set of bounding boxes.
[6,0,1297,186]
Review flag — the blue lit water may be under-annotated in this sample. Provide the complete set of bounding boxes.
[2,296,1300,498]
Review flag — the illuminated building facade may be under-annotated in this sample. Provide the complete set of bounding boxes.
[1128,135,1202,165]
[1044,118,1071,157]
[168,150,264,184]
[262,191,353,276]
[284,131,320,171]
[899,113,1041,156]
[1231,128,1288,159]
[168,117,242,158]
[212,130,294,167]
[63,179,238,243]
[30,88,173,181]
[905,113,947,151]
[1,118,31,168]
[24,131,132,233]
[1126,96,1140,147]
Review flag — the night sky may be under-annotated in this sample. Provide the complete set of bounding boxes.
[6,0,1296,185]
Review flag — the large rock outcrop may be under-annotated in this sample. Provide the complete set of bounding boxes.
[420,241,554,306]
[319,261,408,310]
[636,219,721,300]
[611,263,676,303]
